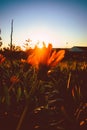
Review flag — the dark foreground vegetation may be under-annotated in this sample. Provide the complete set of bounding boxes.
[0,47,87,130]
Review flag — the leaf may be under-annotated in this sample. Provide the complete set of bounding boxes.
[67,72,71,89]
[80,121,85,126]
[24,89,29,99]
[17,87,21,102]
[4,86,10,105]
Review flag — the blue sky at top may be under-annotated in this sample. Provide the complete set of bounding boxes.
[0,0,87,48]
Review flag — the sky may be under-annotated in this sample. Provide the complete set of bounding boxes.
[0,0,87,48]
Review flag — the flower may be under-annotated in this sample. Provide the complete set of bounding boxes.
[0,54,6,64]
[26,43,65,80]
[27,43,65,70]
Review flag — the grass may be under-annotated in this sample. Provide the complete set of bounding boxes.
[0,48,87,130]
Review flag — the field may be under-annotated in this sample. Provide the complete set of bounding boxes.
[0,47,87,130]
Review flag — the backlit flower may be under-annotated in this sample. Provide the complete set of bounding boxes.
[26,43,65,80]
[27,43,65,70]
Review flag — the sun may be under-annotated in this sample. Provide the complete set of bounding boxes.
[29,29,54,48]
[37,42,44,48]
[17,27,57,50]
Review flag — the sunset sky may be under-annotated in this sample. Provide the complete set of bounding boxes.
[0,0,87,48]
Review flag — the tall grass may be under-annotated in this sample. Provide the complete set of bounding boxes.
[0,49,87,130]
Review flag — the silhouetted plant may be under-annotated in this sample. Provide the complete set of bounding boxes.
[0,45,87,130]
